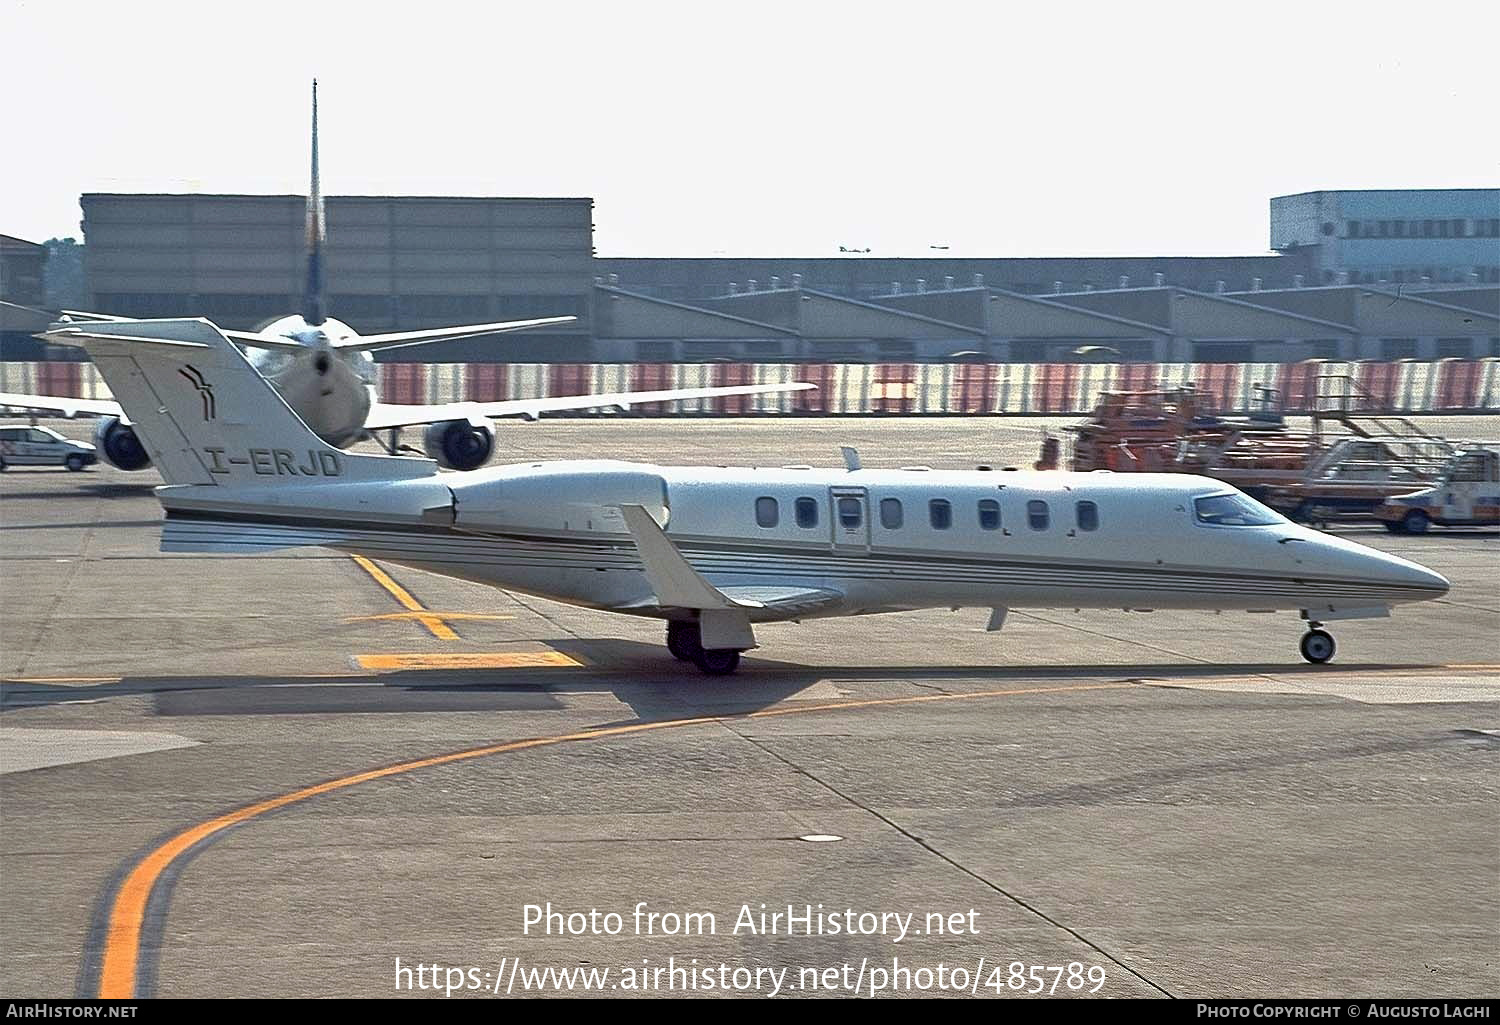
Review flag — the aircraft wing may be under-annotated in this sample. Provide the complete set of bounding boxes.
[0,391,124,419]
[332,316,578,353]
[362,381,814,431]
[58,310,131,322]
[714,585,845,617]
[221,329,309,352]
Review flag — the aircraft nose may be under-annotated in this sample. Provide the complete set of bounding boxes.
[1365,548,1450,599]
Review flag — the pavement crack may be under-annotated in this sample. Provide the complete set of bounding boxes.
[1012,610,1221,666]
[718,721,1175,998]
[502,590,584,641]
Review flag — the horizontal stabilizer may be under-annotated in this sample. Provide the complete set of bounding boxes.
[42,326,212,351]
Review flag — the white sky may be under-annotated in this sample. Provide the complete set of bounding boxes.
[3,0,1497,257]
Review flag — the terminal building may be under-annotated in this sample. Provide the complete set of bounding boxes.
[1,189,1495,364]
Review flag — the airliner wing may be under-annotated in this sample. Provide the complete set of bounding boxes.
[331,316,578,353]
[220,329,309,352]
[59,310,131,322]
[362,381,814,431]
[0,391,124,419]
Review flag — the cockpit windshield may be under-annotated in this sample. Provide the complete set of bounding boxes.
[1193,492,1282,526]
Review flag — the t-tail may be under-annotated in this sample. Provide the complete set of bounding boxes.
[64,318,450,552]
[302,79,327,327]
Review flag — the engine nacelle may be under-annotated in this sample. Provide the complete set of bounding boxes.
[93,417,152,471]
[422,418,495,471]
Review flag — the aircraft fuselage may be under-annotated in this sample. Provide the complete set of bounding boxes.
[243,315,376,448]
[296,461,1448,620]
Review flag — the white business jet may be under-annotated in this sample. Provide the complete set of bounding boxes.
[57,316,1449,675]
[0,81,811,472]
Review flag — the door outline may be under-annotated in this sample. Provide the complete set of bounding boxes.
[829,486,871,554]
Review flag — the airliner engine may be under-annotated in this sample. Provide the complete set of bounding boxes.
[93,416,152,471]
[422,417,495,471]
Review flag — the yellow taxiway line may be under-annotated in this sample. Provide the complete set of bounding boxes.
[354,651,582,671]
[348,555,459,641]
[342,612,516,625]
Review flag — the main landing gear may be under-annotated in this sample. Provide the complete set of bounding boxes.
[1299,624,1336,664]
[666,621,743,676]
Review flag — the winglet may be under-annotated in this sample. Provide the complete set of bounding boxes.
[617,504,735,609]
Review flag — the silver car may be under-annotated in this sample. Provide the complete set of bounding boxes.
[0,424,99,471]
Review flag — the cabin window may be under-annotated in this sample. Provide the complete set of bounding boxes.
[880,497,903,529]
[755,496,779,528]
[929,499,952,530]
[837,497,863,528]
[1027,500,1050,530]
[1076,500,1099,532]
[1193,493,1280,526]
[795,496,819,528]
[978,499,1001,530]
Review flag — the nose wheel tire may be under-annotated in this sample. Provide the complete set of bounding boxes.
[1300,629,1336,664]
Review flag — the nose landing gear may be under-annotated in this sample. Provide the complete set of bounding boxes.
[1299,625,1336,664]
[666,621,743,675]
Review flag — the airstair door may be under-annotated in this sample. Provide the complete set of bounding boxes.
[829,486,871,555]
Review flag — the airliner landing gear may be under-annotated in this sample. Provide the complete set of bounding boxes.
[1299,627,1336,664]
[665,621,743,675]
[666,621,701,662]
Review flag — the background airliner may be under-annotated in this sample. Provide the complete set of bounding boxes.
[0,81,810,472]
[57,315,1450,675]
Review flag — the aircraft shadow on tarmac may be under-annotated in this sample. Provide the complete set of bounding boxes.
[0,635,1451,720]
[0,482,160,501]
[0,518,162,531]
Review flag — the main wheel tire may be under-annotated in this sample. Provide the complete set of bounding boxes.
[694,649,741,675]
[1402,510,1430,535]
[666,621,701,662]
[65,454,85,472]
[1300,629,1336,664]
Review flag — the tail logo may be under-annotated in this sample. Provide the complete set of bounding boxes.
[178,365,217,421]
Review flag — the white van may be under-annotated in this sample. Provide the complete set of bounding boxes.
[1375,445,1500,533]
[0,424,99,471]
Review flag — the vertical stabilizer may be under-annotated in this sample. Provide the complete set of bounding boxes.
[47,318,435,486]
[301,79,327,326]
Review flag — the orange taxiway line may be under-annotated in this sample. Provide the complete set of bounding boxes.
[94,679,1135,997]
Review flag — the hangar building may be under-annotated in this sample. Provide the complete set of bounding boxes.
[3,190,1495,364]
